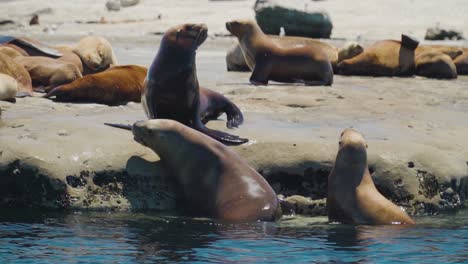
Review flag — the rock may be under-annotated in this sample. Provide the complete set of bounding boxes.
[254,0,333,38]
[106,0,121,11]
[425,27,464,41]
[282,195,326,216]
[226,44,250,72]
[29,14,39,26]
[120,0,140,7]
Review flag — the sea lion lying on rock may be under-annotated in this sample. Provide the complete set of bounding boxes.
[327,128,415,225]
[0,73,18,103]
[132,119,282,222]
[226,19,333,86]
[44,65,145,105]
[338,35,419,76]
[415,51,458,79]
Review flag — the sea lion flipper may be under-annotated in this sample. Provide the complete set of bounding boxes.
[224,101,244,128]
[104,123,132,130]
[401,34,419,50]
[198,126,248,146]
[249,56,271,85]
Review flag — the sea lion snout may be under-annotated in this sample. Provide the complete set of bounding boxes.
[339,128,368,149]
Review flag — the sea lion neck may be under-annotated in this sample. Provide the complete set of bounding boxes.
[333,146,369,188]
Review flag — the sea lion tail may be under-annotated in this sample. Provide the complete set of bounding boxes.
[104,123,132,131]
[401,34,419,50]
[199,126,248,146]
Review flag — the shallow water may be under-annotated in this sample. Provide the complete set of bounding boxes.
[0,209,466,263]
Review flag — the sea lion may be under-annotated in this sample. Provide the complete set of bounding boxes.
[0,73,18,103]
[327,128,415,225]
[338,35,419,76]
[454,48,468,75]
[142,23,247,145]
[15,56,83,91]
[415,51,458,79]
[226,38,363,73]
[133,119,281,222]
[54,46,84,73]
[0,35,63,57]
[44,65,145,105]
[72,36,118,74]
[415,45,463,60]
[0,46,24,59]
[0,53,33,97]
[225,19,333,86]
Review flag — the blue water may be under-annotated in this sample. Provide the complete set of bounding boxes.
[0,209,466,263]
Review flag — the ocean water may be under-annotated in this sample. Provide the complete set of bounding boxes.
[0,209,466,263]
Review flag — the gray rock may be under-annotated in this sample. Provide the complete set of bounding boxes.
[425,27,464,41]
[106,0,121,11]
[226,44,250,72]
[120,0,140,7]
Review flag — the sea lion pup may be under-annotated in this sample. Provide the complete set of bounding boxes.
[71,36,118,75]
[327,128,415,225]
[0,35,63,57]
[225,19,333,86]
[454,48,468,75]
[133,119,282,222]
[338,34,419,76]
[15,56,83,91]
[44,65,145,106]
[142,23,247,145]
[0,73,18,103]
[415,51,458,79]
[0,53,33,97]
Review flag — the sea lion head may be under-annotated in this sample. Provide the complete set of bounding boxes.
[225,19,257,38]
[338,42,364,62]
[74,36,117,72]
[336,128,368,167]
[164,23,208,50]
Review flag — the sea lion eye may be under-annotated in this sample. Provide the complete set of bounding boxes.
[339,141,343,146]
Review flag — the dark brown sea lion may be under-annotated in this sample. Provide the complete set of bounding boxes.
[44,65,145,105]
[0,35,63,57]
[133,119,281,222]
[0,53,33,97]
[225,19,333,86]
[142,23,247,145]
[338,35,419,76]
[327,128,415,225]
[15,56,83,91]
[415,51,458,79]
[454,48,468,75]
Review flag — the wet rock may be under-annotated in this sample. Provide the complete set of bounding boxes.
[282,195,327,216]
[425,27,464,41]
[254,0,333,38]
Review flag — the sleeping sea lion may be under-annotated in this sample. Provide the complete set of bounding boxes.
[415,45,463,60]
[0,35,63,57]
[415,51,458,79]
[44,65,145,105]
[0,73,18,103]
[72,36,118,74]
[327,128,415,225]
[454,48,468,75]
[0,53,33,97]
[142,23,247,145]
[132,119,281,222]
[338,35,419,76]
[225,19,333,86]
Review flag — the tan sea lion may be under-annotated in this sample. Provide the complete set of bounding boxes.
[142,23,247,145]
[15,56,83,91]
[54,46,84,73]
[0,73,18,103]
[0,46,24,59]
[327,128,415,225]
[132,119,282,222]
[225,19,333,86]
[454,48,468,75]
[44,65,145,105]
[0,53,33,97]
[415,45,463,60]
[338,35,419,76]
[72,36,118,74]
[415,51,458,79]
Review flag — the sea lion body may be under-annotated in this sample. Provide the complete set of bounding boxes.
[44,65,145,105]
[415,45,463,60]
[16,56,83,90]
[327,128,415,225]
[54,46,84,73]
[0,73,18,102]
[142,23,247,145]
[338,35,419,76]
[454,48,468,75]
[132,119,281,222]
[0,53,33,97]
[0,36,63,57]
[415,51,457,79]
[226,20,333,86]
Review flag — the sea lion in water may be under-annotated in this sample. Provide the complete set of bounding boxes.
[225,19,333,86]
[327,128,415,225]
[338,35,419,76]
[44,65,145,105]
[454,48,468,75]
[0,73,18,103]
[142,23,247,145]
[415,51,458,79]
[132,119,281,222]
[15,56,83,91]
[0,53,33,97]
